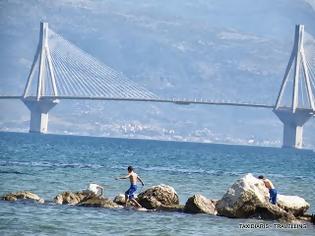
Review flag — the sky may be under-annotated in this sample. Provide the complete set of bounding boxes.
[0,0,315,149]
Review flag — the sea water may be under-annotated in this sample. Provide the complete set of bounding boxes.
[0,132,314,235]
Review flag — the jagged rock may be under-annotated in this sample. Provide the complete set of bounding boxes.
[1,191,44,203]
[216,174,296,221]
[277,195,310,216]
[79,196,120,208]
[113,194,126,205]
[184,194,217,215]
[54,191,96,205]
[137,184,179,209]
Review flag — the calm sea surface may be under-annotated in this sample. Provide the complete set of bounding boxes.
[0,132,314,235]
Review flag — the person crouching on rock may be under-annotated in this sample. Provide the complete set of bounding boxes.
[115,166,144,208]
[258,175,277,205]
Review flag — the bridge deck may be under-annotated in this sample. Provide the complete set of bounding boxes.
[0,95,274,108]
[0,96,23,99]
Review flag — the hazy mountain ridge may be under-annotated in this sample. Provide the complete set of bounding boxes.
[0,0,314,148]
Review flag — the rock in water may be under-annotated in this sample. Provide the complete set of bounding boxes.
[216,173,268,218]
[277,195,310,216]
[113,194,126,206]
[157,205,185,212]
[184,194,217,215]
[1,191,44,203]
[79,196,120,208]
[216,173,295,221]
[54,191,96,205]
[137,184,179,209]
[254,204,295,221]
[296,213,315,224]
[114,193,143,207]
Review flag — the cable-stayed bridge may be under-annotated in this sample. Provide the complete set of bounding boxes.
[1,22,315,149]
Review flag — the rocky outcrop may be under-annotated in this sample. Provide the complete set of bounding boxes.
[79,196,120,209]
[216,174,296,221]
[54,191,96,205]
[184,194,217,215]
[1,177,311,223]
[113,194,126,206]
[277,195,310,216]
[1,191,44,203]
[137,184,179,209]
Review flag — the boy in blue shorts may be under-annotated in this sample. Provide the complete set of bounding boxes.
[258,175,277,205]
[116,166,144,207]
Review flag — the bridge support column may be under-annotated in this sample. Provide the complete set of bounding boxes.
[23,99,59,133]
[273,109,313,149]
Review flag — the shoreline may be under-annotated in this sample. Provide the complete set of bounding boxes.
[1,131,314,153]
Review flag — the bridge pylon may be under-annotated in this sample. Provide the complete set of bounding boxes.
[274,25,315,149]
[22,22,59,133]
[23,98,58,133]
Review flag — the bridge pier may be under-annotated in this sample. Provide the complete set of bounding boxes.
[23,99,59,133]
[274,109,313,149]
[273,25,315,149]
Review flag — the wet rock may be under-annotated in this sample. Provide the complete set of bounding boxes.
[113,193,142,207]
[254,204,295,222]
[277,195,310,216]
[184,194,217,215]
[113,194,126,206]
[296,213,315,224]
[54,191,96,205]
[216,173,295,221]
[157,205,185,212]
[137,184,179,209]
[79,196,120,208]
[1,191,44,203]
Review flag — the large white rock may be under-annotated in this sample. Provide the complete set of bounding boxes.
[277,194,310,216]
[216,173,294,220]
[216,173,268,218]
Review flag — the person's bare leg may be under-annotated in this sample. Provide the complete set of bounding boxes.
[131,198,142,208]
[124,194,128,207]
